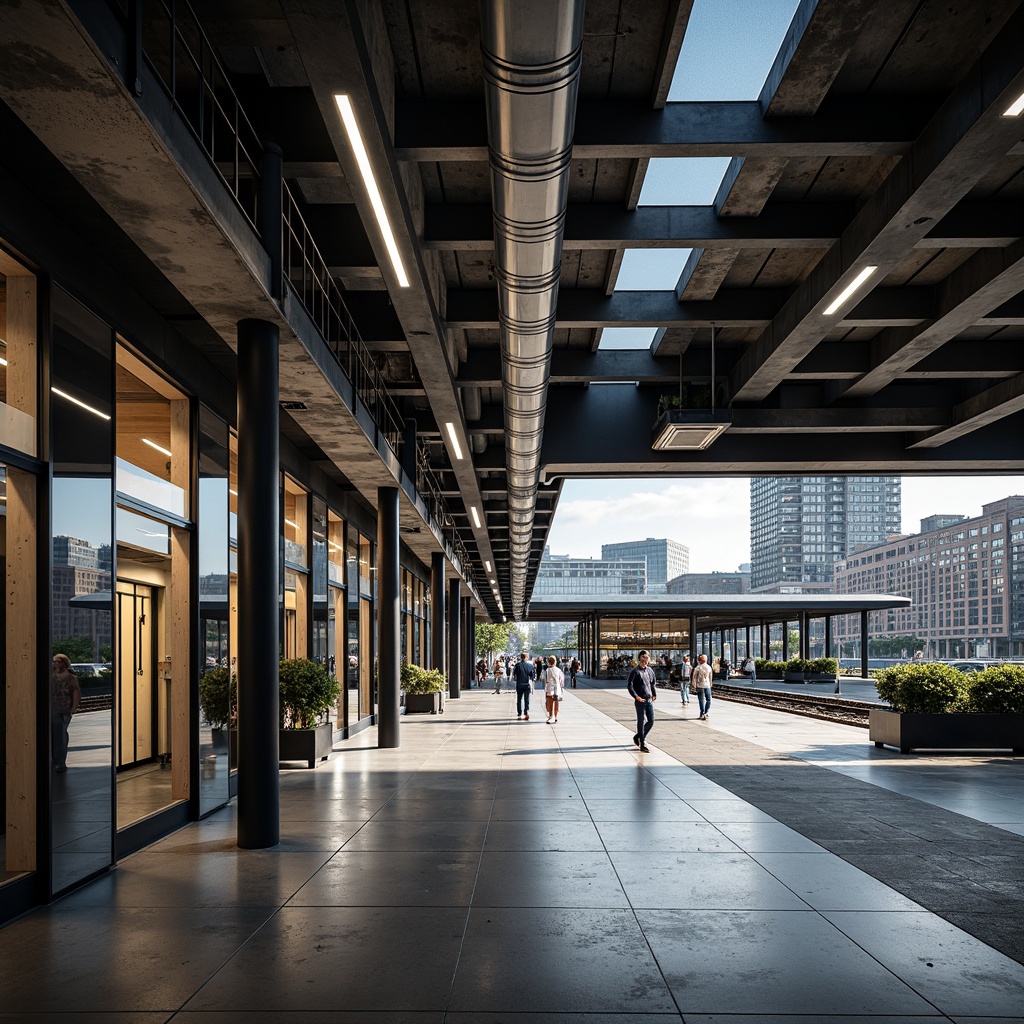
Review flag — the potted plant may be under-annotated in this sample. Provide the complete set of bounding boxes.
[783,657,806,682]
[755,658,786,679]
[279,658,341,767]
[401,662,446,714]
[199,667,236,754]
[870,662,1024,754]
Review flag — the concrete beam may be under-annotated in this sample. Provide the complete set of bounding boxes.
[393,97,929,162]
[730,5,1024,402]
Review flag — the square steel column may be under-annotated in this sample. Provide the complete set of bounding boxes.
[431,552,446,675]
[448,578,461,698]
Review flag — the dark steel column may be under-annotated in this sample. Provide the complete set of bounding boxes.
[236,318,280,850]
[689,613,698,658]
[377,487,400,748]
[258,142,283,300]
[463,598,473,688]
[782,621,789,660]
[800,612,810,660]
[860,609,869,679]
[825,615,833,658]
[448,578,461,697]
[431,552,446,674]
[466,605,476,686]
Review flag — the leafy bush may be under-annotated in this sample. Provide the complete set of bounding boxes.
[875,663,968,713]
[806,657,839,676]
[279,658,341,729]
[401,662,446,694]
[199,667,236,729]
[755,659,786,674]
[966,665,1024,714]
[784,658,807,673]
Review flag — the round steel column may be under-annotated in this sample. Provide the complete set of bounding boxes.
[377,487,400,747]
[431,552,446,674]
[236,317,280,850]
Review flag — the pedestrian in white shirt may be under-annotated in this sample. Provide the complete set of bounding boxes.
[544,655,565,723]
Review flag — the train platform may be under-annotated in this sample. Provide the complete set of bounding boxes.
[1,677,1022,1021]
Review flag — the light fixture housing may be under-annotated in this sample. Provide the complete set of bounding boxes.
[51,386,111,421]
[334,94,410,288]
[823,265,878,316]
[445,421,464,461]
[485,560,492,573]
[470,505,482,529]
[652,410,731,451]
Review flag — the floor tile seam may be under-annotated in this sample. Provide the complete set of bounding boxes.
[571,685,1024,965]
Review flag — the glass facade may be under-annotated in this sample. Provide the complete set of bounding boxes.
[750,476,901,591]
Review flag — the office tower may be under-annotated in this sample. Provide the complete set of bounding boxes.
[750,477,901,592]
[600,538,690,594]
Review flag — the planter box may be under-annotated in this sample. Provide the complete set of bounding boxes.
[279,721,334,768]
[210,727,237,762]
[783,672,805,682]
[405,691,445,715]
[869,709,1024,754]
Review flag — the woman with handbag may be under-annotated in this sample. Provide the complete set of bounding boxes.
[544,655,565,723]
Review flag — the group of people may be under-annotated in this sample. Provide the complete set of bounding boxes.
[625,650,714,755]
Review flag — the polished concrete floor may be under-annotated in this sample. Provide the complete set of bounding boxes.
[2,678,1023,1022]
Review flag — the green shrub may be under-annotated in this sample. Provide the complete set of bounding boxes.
[784,658,807,673]
[875,662,968,713]
[967,665,1024,714]
[199,667,236,729]
[279,658,341,729]
[806,657,839,676]
[401,662,446,694]
[755,659,786,674]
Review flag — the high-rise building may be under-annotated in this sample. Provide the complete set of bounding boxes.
[600,538,689,594]
[750,477,901,592]
[834,496,1024,659]
[667,570,750,595]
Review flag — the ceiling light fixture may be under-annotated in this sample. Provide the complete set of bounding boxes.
[485,560,492,573]
[823,266,878,316]
[1003,90,1024,117]
[471,505,482,528]
[334,94,410,288]
[285,518,299,529]
[445,421,464,461]
[51,386,111,421]
[141,437,172,458]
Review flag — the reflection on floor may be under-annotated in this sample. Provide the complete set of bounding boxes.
[3,682,1023,1020]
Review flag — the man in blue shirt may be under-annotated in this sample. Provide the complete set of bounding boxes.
[512,652,536,720]
[626,649,657,752]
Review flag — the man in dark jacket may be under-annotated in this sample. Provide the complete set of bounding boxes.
[626,650,657,752]
[512,652,536,720]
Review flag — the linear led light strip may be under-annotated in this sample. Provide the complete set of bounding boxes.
[334,95,409,288]
[823,266,878,316]
[51,386,111,420]
[1004,90,1024,117]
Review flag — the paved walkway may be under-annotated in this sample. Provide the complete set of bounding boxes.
[2,681,1023,1021]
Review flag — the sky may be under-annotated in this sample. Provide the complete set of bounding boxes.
[545,476,1024,575]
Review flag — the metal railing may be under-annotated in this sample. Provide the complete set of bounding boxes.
[134,0,476,591]
[142,0,263,231]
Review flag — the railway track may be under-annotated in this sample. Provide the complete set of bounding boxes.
[700,683,875,728]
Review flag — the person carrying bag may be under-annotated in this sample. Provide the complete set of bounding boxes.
[544,655,564,723]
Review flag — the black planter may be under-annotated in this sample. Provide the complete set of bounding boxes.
[279,721,334,768]
[869,709,1024,754]
[405,691,445,714]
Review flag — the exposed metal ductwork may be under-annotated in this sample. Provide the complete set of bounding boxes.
[480,0,584,618]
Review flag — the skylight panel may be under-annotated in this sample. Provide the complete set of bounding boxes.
[598,328,659,350]
[668,0,802,102]
[639,157,733,206]
[616,249,693,290]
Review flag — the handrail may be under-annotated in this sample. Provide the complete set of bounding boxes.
[137,0,476,591]
[141,0,263,231]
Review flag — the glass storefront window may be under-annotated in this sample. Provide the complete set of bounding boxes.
[283,476,307,568]
[50,287,114,893]
[198,407,231,810]
[0,250,38,457]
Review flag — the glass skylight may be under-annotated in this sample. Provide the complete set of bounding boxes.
[639,157,734,206]
[668,0,802,101]
[616,249,693,290]
[599,328,659,350]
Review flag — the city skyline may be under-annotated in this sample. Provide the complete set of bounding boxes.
[546,476,1024,576]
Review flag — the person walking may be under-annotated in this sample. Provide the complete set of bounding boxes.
[680,654,692,705]
[693,653,714,720]
[543,655,564,723]
[493,656,504,694]
[512,651,536,720]
[569,657,579,687]
[741,655,756,685]
[626,649,657,752]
